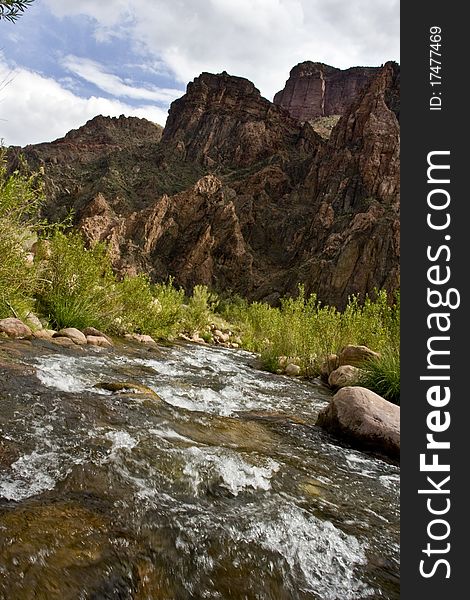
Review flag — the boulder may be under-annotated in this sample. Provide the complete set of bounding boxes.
[53,328,87,345]
[82,327,112,343]
[338,345,380,367]
[285,363,301,376]
[32,329,55,340]
[0,318,32,339]
[328,365,362,388]
[316,386,400,459]
[86,335,113,348]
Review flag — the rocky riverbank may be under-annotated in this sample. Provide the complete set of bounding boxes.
[1,316,400,461]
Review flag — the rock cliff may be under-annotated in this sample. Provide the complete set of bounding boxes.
[9,61,400,308]
[273,61,379,121]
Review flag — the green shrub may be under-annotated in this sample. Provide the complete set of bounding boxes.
[150,279,185,339]
[221,286,400,381]
[0,149,42,319]
[37,231,120,330]
[184,285,218,335]
[114,274,162,336]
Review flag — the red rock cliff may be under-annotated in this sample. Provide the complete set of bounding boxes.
[273,61,379,121]
[10,62,400,309]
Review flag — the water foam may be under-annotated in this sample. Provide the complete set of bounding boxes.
[182,446,280,496]
[239,502,373,599]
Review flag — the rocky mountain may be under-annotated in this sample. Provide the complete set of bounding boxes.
[9,61,400,308]
[273,61,379,121]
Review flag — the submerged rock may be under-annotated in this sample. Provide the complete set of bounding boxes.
[94,381,161,399]
[316,386,400,459]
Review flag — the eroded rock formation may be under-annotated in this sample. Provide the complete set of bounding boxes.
[9,61,400,308]
[273,61,379,121]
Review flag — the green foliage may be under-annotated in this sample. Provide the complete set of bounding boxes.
[0,1,34,22]
[114,275,185,340]
[0,149,42,318]
[148,279,185,339]
[184,285,218,335]
[37,231,120,331]
[360,349,401,405]
[222,286,400,381]
[0,149,399,403]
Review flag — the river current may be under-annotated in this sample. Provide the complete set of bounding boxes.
[0,341,399,599]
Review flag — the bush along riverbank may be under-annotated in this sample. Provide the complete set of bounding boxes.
[0,150,400,404]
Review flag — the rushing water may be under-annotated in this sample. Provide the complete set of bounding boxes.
[0,341,399,599]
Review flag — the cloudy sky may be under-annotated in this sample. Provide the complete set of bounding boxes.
[0,0,399,147]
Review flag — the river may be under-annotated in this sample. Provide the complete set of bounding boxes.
[0,340,399,599]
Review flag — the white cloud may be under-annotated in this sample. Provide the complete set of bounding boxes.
[62,55,182,103]
[44,0,399,100]
[0,57,168,147]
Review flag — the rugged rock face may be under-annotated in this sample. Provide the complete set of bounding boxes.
[10,62,400,308]
[163,71,317,168]
[273,62,379,121]
[292,61,400,306]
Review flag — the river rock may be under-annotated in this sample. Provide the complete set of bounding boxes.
[54,328,87,345]
[285,363,301,376]
[24,312,44,330]
[328,365,361,388]
[338,345,380,367]
[86,335,113,348]
[124,333,157,345]
[316,386,400,459]
[33,329,56,340]
[52,337,77,348]
[82,326,113,343]
[94,381,161,399]
[213,329,230,343]
[0,318,32,339]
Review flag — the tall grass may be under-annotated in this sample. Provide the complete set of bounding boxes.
[36,231,121,330]
[221,286,400,378]
[360,350,401,405]
[0,149,43,319]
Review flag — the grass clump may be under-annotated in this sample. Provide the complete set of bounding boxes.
[37,233,187,339]
[37,231,120,331]
[360,350,400,405]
